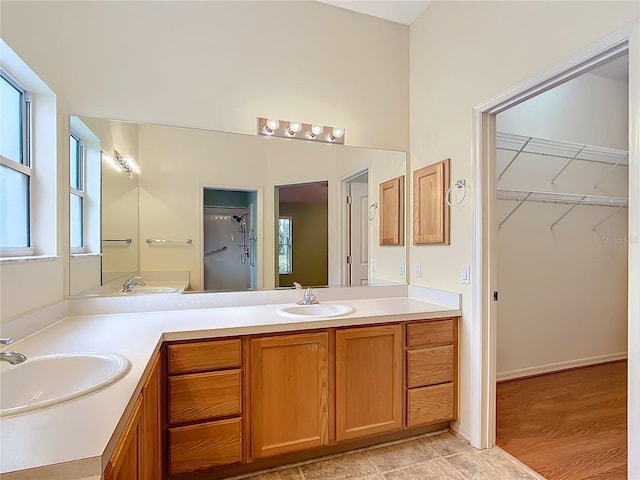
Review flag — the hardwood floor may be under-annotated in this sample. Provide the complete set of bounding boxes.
[496,361,627,480]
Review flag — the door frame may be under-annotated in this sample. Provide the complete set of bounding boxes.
[469,22,639,477]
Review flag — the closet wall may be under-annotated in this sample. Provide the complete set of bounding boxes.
[496,67,629,380]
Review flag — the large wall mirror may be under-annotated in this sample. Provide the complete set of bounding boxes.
[68,116,407,296]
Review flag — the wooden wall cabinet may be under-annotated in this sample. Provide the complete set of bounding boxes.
[250,332,329,459]
[166,339,243,477]
[335,324,403,441]
[379,176,405,246]
[406,319,457,427]
[413,159,450,245]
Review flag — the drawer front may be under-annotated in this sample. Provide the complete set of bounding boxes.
[169,418,242,475]
[168,338,241,375]
[407,345,454,388]
[169,370,241,424]
[407,382,455,427]
[407,319,453,348]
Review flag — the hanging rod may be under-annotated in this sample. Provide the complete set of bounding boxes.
[102,238,132,244]
[496,132,629,167]
[497,189,628,207]
[497,189,628,231]
[146,238,193,245]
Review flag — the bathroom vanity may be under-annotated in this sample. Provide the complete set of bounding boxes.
[0,286,460,480]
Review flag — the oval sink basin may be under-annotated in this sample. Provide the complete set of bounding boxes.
[277,304,354,319]
[0,352,130,417]
[125,286,179,294]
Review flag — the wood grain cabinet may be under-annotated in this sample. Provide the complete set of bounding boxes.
[336,324,403,441]
[250,332,329,459]
[104,352,162,480]
[166,339,243,476]
[406,319,457,427]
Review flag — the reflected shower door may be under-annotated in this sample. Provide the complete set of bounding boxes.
[203,206,252,291]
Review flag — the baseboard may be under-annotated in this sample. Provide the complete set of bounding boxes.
[496,352,628,382]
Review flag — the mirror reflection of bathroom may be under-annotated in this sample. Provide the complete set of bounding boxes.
[275,181,328,289]
[203,188,258,291]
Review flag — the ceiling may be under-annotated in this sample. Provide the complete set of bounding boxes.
[316,0,431,25]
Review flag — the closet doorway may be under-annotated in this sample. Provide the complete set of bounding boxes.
[493,54,629,479]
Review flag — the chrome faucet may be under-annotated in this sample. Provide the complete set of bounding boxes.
[122,276,145,292]
[298,287,319,305]
[0,338,26,365]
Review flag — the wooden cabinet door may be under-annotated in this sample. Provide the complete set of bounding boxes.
[250,332,329,459]
[335,324,402,441]
[379,176,405,246]
[104,396,143,480]
[413,159,450,244]
[141,353,162,480]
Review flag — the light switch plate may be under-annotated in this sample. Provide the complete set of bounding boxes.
[399,261,405,275]
[415,261,421,277]
[371,259,376,272]
[460,265,470,284]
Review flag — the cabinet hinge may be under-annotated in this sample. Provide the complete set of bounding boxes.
[346,255,353,264]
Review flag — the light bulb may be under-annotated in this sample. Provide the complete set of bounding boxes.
[123,155,140,174]
[327,127,345,142]
[286,121,302,137]
[305,124,323,139]
[263,118,280,136]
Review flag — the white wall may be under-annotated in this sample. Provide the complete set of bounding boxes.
[0,0,409,321]
[409,0,639,440]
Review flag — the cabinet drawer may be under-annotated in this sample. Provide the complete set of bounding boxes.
[407,383,455,427]
[169,370,241,424]
[407,319,453,348]
[407,345,454,388]
[168,338,241,374]
[169,418,242,475]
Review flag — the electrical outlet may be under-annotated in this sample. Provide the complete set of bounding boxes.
[399,261,405,275]
[415,261,421,277]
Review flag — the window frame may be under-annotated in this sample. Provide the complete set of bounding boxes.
[278,216,293,275]
[69,130,86,253]
[0,68,33,256]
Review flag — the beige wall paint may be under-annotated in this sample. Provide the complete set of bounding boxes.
[409,0,639,439]
[0,0,409,321]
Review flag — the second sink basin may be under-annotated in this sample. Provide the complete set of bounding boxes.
[277,304,354,319]
[0,352,131,417]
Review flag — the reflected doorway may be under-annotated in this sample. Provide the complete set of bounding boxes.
[275,181,328,288]
[344,171,369,285]
[203,188,257,291]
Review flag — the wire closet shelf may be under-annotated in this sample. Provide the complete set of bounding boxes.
[495,132,629,231]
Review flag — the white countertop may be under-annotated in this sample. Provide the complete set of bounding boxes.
[0,290,460,479]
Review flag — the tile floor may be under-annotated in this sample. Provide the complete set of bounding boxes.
[229,432,547,480]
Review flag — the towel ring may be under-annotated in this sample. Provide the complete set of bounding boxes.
[446,179,467,207]
[368,203,378,221]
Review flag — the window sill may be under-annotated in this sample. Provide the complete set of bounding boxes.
[0,255,60,264]
[70,252,102,258]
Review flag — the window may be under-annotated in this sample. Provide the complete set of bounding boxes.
[278,217,292,274]
[69,131,85,250]
[0,70,32,252]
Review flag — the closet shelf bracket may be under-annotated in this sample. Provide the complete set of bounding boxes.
[593,155,628,189]
[497,137,531,181]
[592,205,625,231]
[498,192,533,230]
[550,196,586,230]
[550,145,586,185]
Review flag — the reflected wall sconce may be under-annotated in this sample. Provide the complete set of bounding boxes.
[114,150,140,176]
[258,117,345,144]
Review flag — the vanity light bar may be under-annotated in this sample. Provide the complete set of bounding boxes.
[257,117,345,144]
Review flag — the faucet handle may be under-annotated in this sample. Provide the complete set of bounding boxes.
[0,338,12,345]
